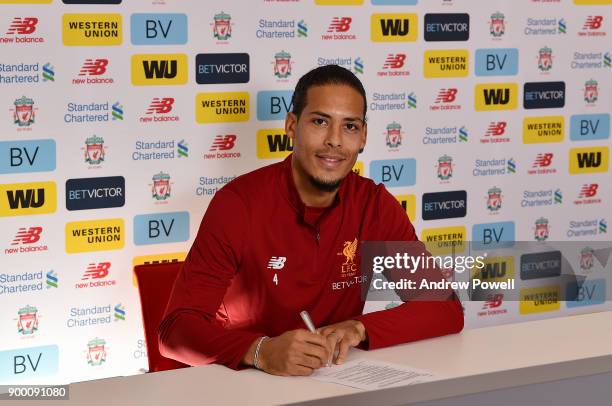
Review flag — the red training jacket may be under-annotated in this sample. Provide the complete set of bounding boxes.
[159,154,464,370]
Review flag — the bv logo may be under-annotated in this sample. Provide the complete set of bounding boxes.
[370,158,417,187]
[256,91,293,121]
[130,13,187,45]
[131,54,188,85]
[62,14,122,46]
[570,114,610,141]
[472,221,516,250]
[569,147,609,174]
[424,49,468,78]
[474,48,519,77]
[0,140,56,175]
[6,17,38,35]
[0,182,56,217]
[371,13,417,42]
[133,212,189,245]
[474,83,518,111]
[257,129,293,159]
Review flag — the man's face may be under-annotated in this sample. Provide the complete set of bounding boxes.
[286,84,367,191]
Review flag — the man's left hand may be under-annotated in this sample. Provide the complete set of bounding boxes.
[317,320,367,365]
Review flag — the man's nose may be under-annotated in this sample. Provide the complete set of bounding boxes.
[325,124,342,148]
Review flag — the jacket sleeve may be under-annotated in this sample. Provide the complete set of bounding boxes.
[157,188,262,370]
[355,186,464,350]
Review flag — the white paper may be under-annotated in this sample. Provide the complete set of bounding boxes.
[310,359,438,391]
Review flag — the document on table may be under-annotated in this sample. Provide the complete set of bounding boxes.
[310,359,439,390]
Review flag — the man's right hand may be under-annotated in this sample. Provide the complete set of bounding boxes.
[256,329,332,376]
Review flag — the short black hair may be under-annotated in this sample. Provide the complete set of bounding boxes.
[291,65,367,120]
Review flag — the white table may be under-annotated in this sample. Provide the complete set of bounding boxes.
[5,310,612,405]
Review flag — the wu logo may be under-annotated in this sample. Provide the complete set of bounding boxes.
[577,152,601,168]
[267,134,293,152]
[483,88,509,105]
[380,19,409,36]
[7,188,44,209]
[143,60,177,79]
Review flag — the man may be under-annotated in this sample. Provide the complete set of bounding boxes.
[159,65,464,376]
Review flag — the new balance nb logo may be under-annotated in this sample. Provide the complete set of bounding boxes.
[267,256,286,270]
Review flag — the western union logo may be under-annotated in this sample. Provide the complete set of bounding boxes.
[132,252,187,286]
[424,50,469,78]
[371,14,417,42]
[352,161,364,176]
[520,285,560,314]
[62,14,122,46]
[475,83,518,111]
[196,92,249,124]
[257,129,293,159]
[523,116,564,144]
[66,218,125,254]
[472,256,515,282]
[315,0,364,3]
[0,182,56,217]
[395,194,416,222]
[131,54,188,86]
[420,226,466,255]
[569,147,609,174]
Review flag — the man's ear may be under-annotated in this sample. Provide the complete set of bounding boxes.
[359,121,367,154]
[285,112,297,140]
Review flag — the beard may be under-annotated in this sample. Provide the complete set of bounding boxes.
[308,173,343,192]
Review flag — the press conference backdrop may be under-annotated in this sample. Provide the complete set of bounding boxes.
[1,0,611,385]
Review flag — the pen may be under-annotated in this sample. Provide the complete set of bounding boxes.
[300,310,331,367]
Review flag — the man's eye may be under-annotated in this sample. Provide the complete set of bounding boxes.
[346,123,359,131]
[313,118,327,126]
